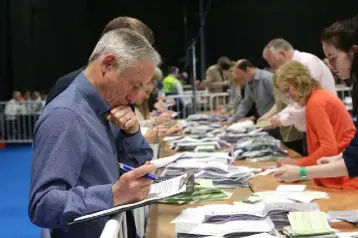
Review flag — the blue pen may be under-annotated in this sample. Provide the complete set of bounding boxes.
[116,162,159,181]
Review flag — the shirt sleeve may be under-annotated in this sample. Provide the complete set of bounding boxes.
[29,108,114,228]
[343,130,358,178]
[228,85,242,110]
[304,59,336,95]
[229,86,253,123]
[175,81,188,106]
[118,128,154,167]
[297,101,339,166]
[275,103,306,131]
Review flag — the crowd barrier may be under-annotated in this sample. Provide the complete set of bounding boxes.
[0,88,351,145]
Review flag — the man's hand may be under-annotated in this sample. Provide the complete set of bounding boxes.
[261,117,280,129]
[276,157,299,167]
[273,165,300,183]
[107,106,139,135]
[317,154,342,164]
[112,163,156,206]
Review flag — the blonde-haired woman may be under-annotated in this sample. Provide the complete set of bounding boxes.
[274,60,358,189]
[135,67,182,144]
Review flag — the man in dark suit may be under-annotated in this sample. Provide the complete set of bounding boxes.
[45,17,155,106]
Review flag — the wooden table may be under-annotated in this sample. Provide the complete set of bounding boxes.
[146,144,358,237]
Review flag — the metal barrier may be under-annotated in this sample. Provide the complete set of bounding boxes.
[165,92,230,118]
[0,87,351,144]
[100,213,127,238]
[0,101,43,143]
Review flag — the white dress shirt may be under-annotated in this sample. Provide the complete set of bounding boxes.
[275,50,336,132]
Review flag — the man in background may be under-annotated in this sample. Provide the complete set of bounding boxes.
[225,59,275,125]
[204,56,233,93]
[260,38,336,155]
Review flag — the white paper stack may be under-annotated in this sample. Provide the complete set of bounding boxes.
[160,158,253,188]
[172,205,279,238]
[201,202,320,231]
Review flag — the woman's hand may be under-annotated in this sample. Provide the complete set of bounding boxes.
[274,165,301,183]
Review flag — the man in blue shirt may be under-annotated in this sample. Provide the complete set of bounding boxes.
[29,29,161,238]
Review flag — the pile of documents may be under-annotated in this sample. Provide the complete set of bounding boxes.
[172,205,280,237]
[252,190,329,204]
[158,153,253,188]
[186,114,228,123]
[327,210,358,224]
[283,211,336,237]
[159,179,232,204]
[229,135,288,161]
[169,136,230,151]
[220,130,269,144]
[226,120,256,133]
[201,202,320,231]
[152,152,233,169]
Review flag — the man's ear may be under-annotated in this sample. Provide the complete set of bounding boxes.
[100,54,116,73]
[352,45,358,54]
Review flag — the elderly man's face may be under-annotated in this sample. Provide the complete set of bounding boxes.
[102,57,155,107]
[265,50,286,70]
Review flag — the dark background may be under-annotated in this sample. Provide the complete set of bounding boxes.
[1,0,358,100]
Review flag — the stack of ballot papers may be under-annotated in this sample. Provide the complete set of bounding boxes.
[201,202,320,231]
[283,211,336,237]
[229,135,288,161]
[251,191,329,204]
[327,210,358,224]
[220,131,269,144]
[169,136,230,151]
[186,114,228,123]
[160,160,253,188]
[226,120,256,133]
[159,179,232,204]
[172,205,279,238]
[152,152,234,169]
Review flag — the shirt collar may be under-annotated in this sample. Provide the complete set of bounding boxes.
[75,71,110,116]
[252,68,262,81]
[292,50,300,60]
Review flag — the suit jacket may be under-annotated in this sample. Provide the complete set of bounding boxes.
[204,65,228,93]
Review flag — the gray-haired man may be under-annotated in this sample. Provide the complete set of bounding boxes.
[29,29,161,238]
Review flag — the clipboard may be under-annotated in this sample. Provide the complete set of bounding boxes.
[67,172,196,226]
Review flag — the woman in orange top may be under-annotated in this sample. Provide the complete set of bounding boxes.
[274,60,358,189]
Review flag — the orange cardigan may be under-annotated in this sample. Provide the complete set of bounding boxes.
[297,89,358,189]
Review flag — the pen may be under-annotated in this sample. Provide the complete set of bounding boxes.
[116,162,159,181]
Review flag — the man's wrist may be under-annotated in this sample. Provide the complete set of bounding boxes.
[122,125,140,137]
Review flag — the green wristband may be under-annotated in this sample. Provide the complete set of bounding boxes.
[299,166,307,180]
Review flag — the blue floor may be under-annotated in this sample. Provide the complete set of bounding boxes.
[0,145,40,238]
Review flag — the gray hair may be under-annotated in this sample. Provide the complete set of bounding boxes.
[89,28,161,71]
[263,38,294,59]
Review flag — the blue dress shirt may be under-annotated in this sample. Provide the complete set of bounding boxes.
[28,72,153,238]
